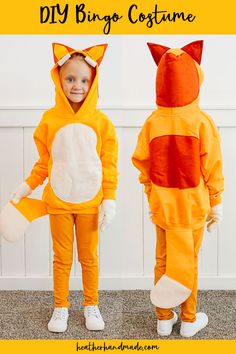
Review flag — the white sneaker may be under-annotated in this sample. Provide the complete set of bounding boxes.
[180,312,208,337]
[157,311,178,336]
[47,307,69,333]
[84,305,105,331]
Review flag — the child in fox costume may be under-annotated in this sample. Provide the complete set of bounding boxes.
[132,41,224,337]
[0,42,118,333]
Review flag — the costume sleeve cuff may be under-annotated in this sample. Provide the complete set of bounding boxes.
[210,194,222,207]
[25,177,39,191]
[103,188,116,200]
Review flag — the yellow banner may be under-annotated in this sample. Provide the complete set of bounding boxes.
[0,339,236,354]
[0,0,236,34]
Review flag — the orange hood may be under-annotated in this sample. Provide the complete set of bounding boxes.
[147,40,204,107]
[50,42,108,118]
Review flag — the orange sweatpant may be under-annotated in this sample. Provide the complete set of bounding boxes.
[155,226,204,322]
[49,213,99,308]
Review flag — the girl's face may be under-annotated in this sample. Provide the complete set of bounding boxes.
[60,57,94,108]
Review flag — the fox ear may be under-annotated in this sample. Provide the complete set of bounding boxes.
[83,44,108,66]
[181,40,203,64]
[52,43,74,65]
[147,43,170,66]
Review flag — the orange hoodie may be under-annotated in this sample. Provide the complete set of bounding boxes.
[132,41,224,231]
[25,43,118,214]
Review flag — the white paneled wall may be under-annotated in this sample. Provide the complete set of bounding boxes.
[0,35,236,290]
[0,110,236,290]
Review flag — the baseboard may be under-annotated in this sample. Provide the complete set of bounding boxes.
[0,275,236,291]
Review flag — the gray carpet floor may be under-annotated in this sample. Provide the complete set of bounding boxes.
[0,290,235,340]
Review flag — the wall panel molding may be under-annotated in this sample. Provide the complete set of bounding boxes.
[0,275,235,291]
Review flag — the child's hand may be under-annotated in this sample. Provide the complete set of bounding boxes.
[206,204,223,233]
[11,182,32,204]
[98,199,116,232]
[148,208,155,224]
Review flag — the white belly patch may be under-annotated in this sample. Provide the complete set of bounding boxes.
[50,123,102,203]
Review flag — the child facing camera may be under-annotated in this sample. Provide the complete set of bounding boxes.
[11,43,118,333]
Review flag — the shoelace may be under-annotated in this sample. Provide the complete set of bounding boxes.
[52,308,68,321]
[86,306,101,319]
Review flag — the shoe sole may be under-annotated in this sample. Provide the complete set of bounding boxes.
[157,330,172,336]
[180,321,208,337]
[85,325,105,331]
[85,319,105,331]
[48,325,68,333]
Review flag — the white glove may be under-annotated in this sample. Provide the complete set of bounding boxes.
[98,199,116,232]
[11,182,32,204]
[148,208,155,224]
[206,203,223,233]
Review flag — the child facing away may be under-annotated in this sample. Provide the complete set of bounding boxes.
[11,43,118,333]
[132,41,224,337]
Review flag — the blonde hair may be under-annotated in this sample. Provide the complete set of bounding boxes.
[70,53,85,61]
[59,53,94,74]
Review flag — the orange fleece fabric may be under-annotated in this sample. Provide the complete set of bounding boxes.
[25,43,118,214]
[132,42,224,231]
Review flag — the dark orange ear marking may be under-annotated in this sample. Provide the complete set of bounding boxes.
[181,40,203,64]
[147,42,170,66]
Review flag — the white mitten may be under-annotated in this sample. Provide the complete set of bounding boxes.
[148,208,155,224]
[11,182,32,204]
[98,199,116,232]
[206,203,223,233]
